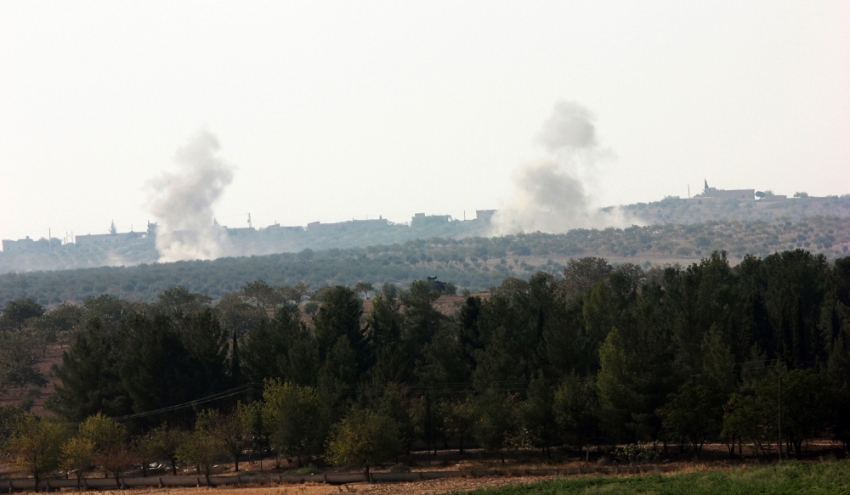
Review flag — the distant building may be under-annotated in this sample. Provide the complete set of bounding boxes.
[75,232,140,245]
[698,180,755,201]
[476,210,496,222]
[262,224,304,235]
[307,218,390,233]
[2,237,35,252]
[225,227,255,236]
[411,213,451,227]
[2,236,61,252]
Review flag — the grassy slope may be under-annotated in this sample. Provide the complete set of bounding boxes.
[459,461,850,495]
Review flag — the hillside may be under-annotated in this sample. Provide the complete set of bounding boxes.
[3,194,849,276]
[621,193,850,224]
[1,215,848,308]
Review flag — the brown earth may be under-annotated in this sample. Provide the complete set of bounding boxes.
[2,441,845,495]
[0,342,67,415]
[3,476,562,495]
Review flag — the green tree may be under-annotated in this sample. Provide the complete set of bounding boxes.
[554,373,600,457]
[722,392,770,457]
[0,330,47,393]
[376,385,415,455]
[582,282,618,363]
[176,411,224,481]
[325,407,402,480]
[596,321,674,443]
[215,292,267,338]
[826,324,850,450]
[521,374,557,458]
[177,309,230,395]
[365,289,410,386]
[154,286,211,316]
[50,319,131,421]
[201,406,251,471]
[262,380,322,466]
[9,415,65,491]
[241,280,281,310]
[596,277,674,444]
[445,396,476,454]
[31,303,84,341]
[662,326,736,458]
[416,326,469,391]
[241,309,318,387]
[313,286,367,374]
[354,281,374,298]
[78,413,135,484]
[661,382,719,457]
[560,257,612,302]
[779,368,833,458]
[138,424,184,476]
[457,296,484,370]
[402,280,445,352]
[761,250,830,367]
[61,437,95,488]
[0,299,45,331]
[275,281,310,308]
[118,314,199,427]
[473,389,520,464]
[0,405,25,451]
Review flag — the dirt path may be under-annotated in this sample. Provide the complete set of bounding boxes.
[22,475,559,495]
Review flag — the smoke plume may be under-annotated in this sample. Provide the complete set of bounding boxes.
[147,131,234,262]
[492,101,632,234]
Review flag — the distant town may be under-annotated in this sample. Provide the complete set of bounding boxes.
[2,210,497,253]
[2,181,841,253]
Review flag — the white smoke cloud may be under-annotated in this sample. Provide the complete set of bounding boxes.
[147,131,234,262]
[491,101,634,235]
[538,101,598,152]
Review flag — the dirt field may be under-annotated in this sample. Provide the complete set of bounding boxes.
[6,475,560,495]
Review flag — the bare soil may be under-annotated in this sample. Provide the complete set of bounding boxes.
[0,342,68,415]
[6,475,559,495]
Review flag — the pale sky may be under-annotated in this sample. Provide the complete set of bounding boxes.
[2,1,849,242]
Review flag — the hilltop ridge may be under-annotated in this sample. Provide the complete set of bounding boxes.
[2,193,849,276]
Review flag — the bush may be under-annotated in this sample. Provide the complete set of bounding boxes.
[296,464,319,475]
[615,442,659,464]
[389,463,410,473]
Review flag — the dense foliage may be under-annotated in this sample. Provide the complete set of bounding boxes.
[1,216,849,307]
[2,249,850,477]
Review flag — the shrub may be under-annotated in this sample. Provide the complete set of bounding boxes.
[389,463,411,473]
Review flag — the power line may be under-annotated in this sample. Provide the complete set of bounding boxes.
[112,384,251,422]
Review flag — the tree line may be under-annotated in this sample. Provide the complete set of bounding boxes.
[2,249,850,484]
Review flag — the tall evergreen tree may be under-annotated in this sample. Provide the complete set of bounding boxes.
[50,319,131,421]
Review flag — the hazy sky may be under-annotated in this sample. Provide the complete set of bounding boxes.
[2,1,848,242]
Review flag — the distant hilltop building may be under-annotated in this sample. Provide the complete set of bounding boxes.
[697,180,755,201]
[2,236,38,252]
[476,210,496,222]
[2,209,499,252]
[306,218,390,233]
[75,232,143,245]
[3,236,62,252]
[411,213,451,227]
